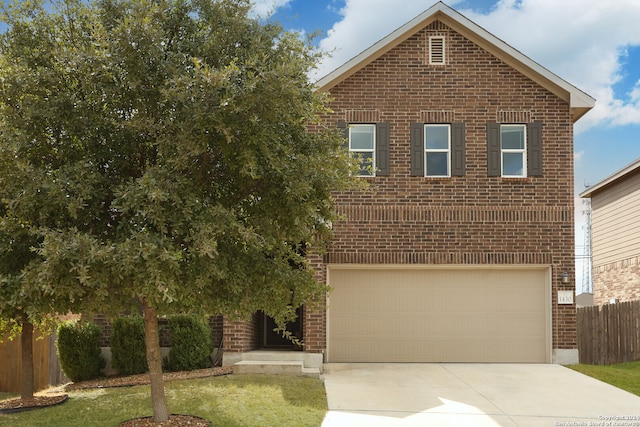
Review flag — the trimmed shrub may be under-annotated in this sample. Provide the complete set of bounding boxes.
[57,320,105,382]
[111,316,148,375]
[166,314,213,372]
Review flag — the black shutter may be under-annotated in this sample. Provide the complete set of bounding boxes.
[337,121,348,150]
[487,122,501,177]
[451,122,465,176]
[527,122,543,176]
[410,123,424,176]
[376,122,390,176]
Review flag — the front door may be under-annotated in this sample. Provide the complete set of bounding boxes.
[262,308,303,348]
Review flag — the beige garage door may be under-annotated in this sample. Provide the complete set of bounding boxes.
[327,267,550,363]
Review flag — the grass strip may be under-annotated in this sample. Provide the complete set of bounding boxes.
[0,374,327,427]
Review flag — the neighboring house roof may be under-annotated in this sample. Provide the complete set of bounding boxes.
[315,1,595,123]
[580,157,640,198]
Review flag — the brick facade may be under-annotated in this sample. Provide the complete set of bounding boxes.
[593,256,640,305]
[315,19,577,353]
[222,313,261,353]
[302,253,327,353]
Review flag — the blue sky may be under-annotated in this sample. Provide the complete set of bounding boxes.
[257,0,640,293]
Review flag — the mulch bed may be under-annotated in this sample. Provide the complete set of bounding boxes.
[0,394,68,414]
[119,414,211,427]
[0,366,233,420]
[64,366,233,391]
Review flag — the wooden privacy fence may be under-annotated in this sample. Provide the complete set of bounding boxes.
[0,330,68,393]
[577,300,640,365]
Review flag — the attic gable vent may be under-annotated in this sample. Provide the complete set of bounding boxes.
[429,36,445,65]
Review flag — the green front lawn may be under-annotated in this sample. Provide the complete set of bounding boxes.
[569,360,640,396]
[0,375,327,427]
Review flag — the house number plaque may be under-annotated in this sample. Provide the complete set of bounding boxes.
[557,291,574,305]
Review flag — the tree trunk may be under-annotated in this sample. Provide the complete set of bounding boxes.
[142,299,169,422]
[21,318,35,400]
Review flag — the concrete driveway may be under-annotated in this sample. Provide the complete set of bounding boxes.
[321,363,640,427]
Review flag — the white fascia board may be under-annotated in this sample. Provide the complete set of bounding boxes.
[315,2,445,91]
[580,157,640,198]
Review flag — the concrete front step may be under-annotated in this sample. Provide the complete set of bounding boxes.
[239,350,307,362]
[234,360,320,377]
[224,350,323,377]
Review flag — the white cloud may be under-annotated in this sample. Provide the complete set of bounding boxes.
[312,0,640,131]
[632,80,640,103]
[614,79,640,126]
[314,0,427,80]
[250,0,294,19]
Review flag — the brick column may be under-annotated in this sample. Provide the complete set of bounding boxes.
[303,253,327,354]
[222,314,261,353]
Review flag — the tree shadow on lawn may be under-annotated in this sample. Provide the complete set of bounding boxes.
[0,373,327,427]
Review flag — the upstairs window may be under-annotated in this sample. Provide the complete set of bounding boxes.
[411,122,465,177]
[425,124,451,177]
[349,124,376,176]
[487,122,542,178]
[338,121,390,177]
[501,124,526,177]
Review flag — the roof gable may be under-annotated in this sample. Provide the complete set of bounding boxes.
[315,1,594,123]
[580,157,640,198]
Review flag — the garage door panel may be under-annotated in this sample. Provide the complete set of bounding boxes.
[328,267,549,363]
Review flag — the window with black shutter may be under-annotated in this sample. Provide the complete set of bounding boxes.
[487,122,543,177]
[411,122,465,177]
[338,121,390,177]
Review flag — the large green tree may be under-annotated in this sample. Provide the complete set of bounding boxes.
[0,0,357,422]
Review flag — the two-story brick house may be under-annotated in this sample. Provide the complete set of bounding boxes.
[223,1,594,368]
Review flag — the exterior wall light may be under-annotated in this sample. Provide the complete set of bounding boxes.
[561,271,570,284]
